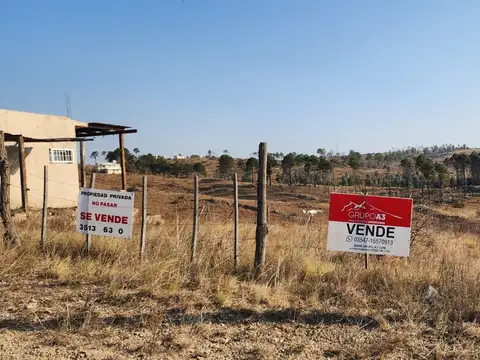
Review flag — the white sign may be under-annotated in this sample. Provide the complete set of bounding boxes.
[327,193,413,257]
[76,188,135,239]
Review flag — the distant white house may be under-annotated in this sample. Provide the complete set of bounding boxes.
[97,161,122,174]
[174,154,186,160]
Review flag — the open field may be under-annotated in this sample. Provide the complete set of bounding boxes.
[1,174,480,359]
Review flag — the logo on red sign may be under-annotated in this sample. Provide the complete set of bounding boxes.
[329,193,412,228]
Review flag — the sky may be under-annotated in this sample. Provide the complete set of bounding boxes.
[1,0,480,160]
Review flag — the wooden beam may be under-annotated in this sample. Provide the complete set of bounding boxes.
[80,140,86,187]
[75,129,137,137]
[17,136,28,214]
[86,122,129,130]
[12,136,94,143]
[119,133,127,190]
[23,138,94,143]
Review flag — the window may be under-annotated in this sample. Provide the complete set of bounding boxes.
[49,149,74,164]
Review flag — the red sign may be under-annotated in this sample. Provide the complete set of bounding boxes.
[327,193,413,257]
[328,193,412,228]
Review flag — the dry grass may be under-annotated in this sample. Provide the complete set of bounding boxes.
[5,212,480,325]
[1,186,480,357]
[431,203,480,220]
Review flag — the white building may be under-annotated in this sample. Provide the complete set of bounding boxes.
[174,154,186,160]
[97,161,122,174]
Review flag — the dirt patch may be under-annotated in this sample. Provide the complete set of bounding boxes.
[0,281,477,359]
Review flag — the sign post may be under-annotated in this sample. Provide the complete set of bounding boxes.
[76,188,135,239]
[327,193,413,257]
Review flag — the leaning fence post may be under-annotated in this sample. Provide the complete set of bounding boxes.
[191,174,199,262]
[140,175,147,260]
[233,173,239,271]
[40,166,48,251]
[254,142,268,279]
[0,131,20,247]
[85,172,96,255]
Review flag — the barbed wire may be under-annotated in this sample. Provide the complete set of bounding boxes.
[10,183,78,204]
[27,171,80,188]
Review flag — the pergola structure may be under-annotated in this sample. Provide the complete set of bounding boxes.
[0,121,137,214]
[75,122,138,191]
[0,131,94,214]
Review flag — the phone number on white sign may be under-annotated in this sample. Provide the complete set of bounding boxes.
[76,188,135,239]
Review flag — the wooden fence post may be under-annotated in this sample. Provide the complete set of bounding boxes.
[119,134,127,191]
[233,173,239,271]
[17,135,28,214]
[140,175,147,260]
[41,166,48,251]
[254,142,268,279]
[0,131,20,247]
[191,175,199,262]
[80,140,86,187]
[85,172,96,255]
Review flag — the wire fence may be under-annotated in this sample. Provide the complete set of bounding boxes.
[27,170,80,188]
[11,183,78,204]
[5,167,479,261]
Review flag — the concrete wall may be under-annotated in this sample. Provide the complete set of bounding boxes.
[0,109,87,209]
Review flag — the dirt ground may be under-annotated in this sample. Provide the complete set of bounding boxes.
[0,280,478,360]
[94,174,334,224]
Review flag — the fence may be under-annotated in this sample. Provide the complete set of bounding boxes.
[1,142,478,277]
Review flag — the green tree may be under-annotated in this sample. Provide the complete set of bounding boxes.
[170,161,183,178]
[245,157,259,183]
[470,151,480,185]
[374,153,384,167]
[434,162,448,189]
[267,154,278,186]
[136,153,156,172]
[317,157,331,184]
[415,155,436,195]
[347,150,362,170]
[304,162,312,186]
[218,154,235,179]
[193,162,207,176]
[450,153,469,187]
[106,148,135,163]
[151,157,170,175]
[282,153,296,187]
[400,158,415,189]
[90,151,99,165]
[317,148,326,157]
[133,148,140,157]
[181,162,194,177]
[245,157,259,170]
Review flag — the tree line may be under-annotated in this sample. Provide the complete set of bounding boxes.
[91,148,207,177]
[91,144,479,190]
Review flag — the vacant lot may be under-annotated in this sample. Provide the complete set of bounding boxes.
[1,174,479,359]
